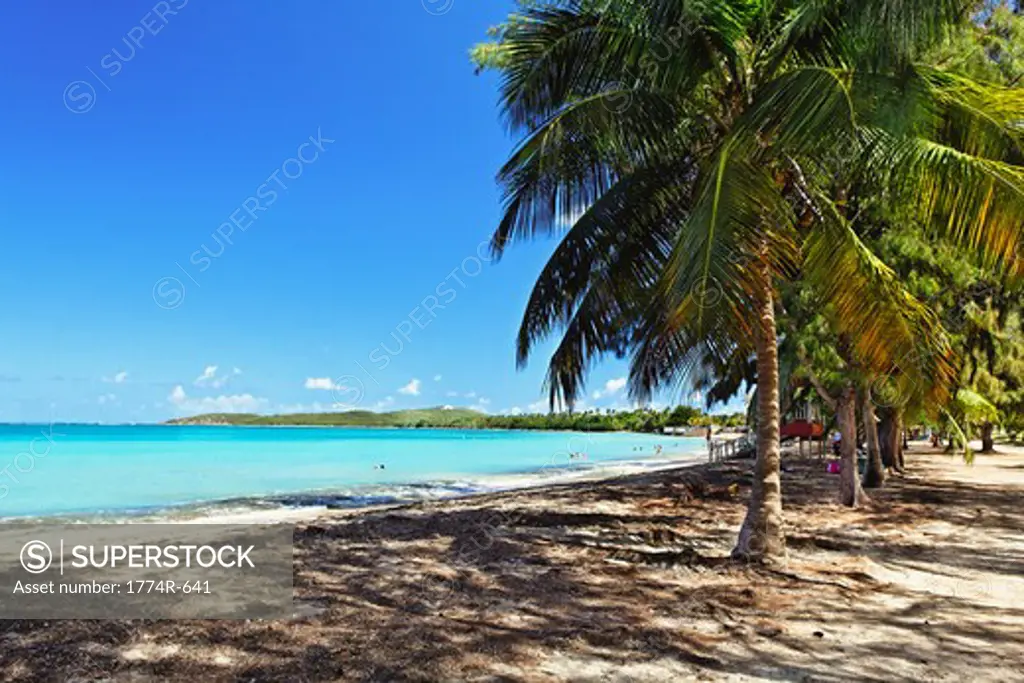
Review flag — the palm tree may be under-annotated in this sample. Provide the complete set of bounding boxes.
[475,0,1024,563]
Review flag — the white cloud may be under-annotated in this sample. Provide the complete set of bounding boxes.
[446,391,459,397]
[374,396,395,411]
[592,377,628,400]
[525,397,585,413]
[478,397,491,405]
[528,399,549,413]
[605,377,627,394]
[195,366,218,385]
[194,365,234,389]
[168,385,267,414]
[465,391,477,399]
[504,406,524,416]
[305,377,339,391]
[98,393,117,405]
[442,404,455,411]
[398,379,421,396]
[103,371,128,384]
[433,374,442,382]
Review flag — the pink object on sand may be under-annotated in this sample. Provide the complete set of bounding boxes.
[826,461,841,474]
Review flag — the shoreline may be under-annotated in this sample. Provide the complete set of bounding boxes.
[196,447,714,525]
[1,447,711,526]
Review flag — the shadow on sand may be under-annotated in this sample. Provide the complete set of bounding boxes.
[2,450,1023,682]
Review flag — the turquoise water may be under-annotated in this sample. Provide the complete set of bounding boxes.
[0,425,702,519]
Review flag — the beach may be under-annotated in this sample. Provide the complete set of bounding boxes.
[0,425,702,522]
[3,442,1022,681]
[8,0,1022,680]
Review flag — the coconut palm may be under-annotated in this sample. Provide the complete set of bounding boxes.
[475,0,1024,563]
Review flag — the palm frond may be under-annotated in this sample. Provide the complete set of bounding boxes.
[628,292,749,404]
[496,3,721,135]
[802,196,958,406]
[865,130,1024,275]
[740,65,855,155]
[629,146,798,403]
[764,0,972,73]
[514,160,693,367]
[662,144,799,336]
[491,88,693,257]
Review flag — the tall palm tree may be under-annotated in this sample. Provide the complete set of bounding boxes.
[475,0,1024,563]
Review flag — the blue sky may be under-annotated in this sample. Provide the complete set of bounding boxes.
[0,1,740,423]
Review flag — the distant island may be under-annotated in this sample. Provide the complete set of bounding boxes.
[165,406,746,433]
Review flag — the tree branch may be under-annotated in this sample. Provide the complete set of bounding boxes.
[798,356,838,411]
[806,370,838,411]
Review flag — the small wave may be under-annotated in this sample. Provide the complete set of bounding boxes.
[3,450,704,523]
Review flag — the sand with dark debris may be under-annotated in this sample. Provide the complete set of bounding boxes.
[3,443,1023,682]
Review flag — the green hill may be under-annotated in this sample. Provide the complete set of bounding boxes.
[164,407,487,428]
[163,405,745,433]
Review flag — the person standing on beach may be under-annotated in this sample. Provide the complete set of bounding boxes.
[706,426,712,450]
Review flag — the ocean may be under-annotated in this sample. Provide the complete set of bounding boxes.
[0,424,704,520]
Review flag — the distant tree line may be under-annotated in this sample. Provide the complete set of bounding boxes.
[166,405,747,433]
[479,407,746,433]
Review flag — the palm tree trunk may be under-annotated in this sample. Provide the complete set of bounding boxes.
[980,422,995,453]
[878,409,895,469]
[895,410,906,472]
[837,384,866,506]
[861,387,885,488]
[732,268,786,564]
[879,407,905,474]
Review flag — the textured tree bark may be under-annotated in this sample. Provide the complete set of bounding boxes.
[878,410,896,469]
[733,270,786,564]
[895,410,906,472]
[861,387,885,488]
[980,422,995,453]
[837,385,866,506]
